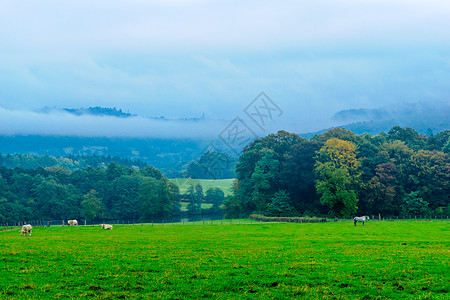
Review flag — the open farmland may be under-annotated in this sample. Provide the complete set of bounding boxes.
[0,221,449,299]
[170,178,234,196]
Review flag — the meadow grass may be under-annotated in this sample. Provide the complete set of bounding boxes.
[0,221,448,299]
[169,178,234,196]
[180,202,213,211]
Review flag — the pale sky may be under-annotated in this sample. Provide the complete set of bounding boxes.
[0,0,449,136]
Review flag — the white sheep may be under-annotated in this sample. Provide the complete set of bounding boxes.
[20,224,33,236]
[67,220,78,226]
[68,220,78,226]
[101,224,113,230]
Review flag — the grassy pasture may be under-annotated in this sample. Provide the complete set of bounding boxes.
[0,221,449,299]
[180,202,213,211]
[170,178,234,196]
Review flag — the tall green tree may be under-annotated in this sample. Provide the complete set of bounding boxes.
[106,175,144,219]
[314,138,361,217]
[205,187,225,211]
[409,150,450,210]
[282,140,322,213]
[249,149,279,213]
[138,178,179,221]
[266,190,298,217]
[233,131,298,217]
[186,184,204,214]
[387,126,428,151]
[402,191,429,216]
[33,179,81,219]
[81,189,103,222]
[185,151,236,179]
[363,162,400,215]
[442,138,450,153]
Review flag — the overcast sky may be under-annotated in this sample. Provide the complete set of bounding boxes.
[0,0,449,137]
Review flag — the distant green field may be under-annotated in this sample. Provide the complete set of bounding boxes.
[180,202,213,211]
[170,178,234,196]
[1,221,449,299]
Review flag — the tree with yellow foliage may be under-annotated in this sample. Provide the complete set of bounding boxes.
[314,138,361,217]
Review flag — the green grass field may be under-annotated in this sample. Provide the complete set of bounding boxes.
[180,202,213,211]
[1,221,449,299]
[170,178,234,196]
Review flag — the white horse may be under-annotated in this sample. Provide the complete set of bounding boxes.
[354,216,369,226]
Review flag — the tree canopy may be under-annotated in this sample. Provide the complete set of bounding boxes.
[227,127,450,218]
[0,162,180,222]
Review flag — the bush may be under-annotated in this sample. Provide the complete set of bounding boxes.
[249,214,327,223]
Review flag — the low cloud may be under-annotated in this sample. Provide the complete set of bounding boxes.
[0,107,233,139]
[0,106,341,142]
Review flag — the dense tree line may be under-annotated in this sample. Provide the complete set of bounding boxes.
[0,153,148,171]
[1,126,448,221]
[0,163,180,223]
[184,151,236,179]
[225,127,450,218]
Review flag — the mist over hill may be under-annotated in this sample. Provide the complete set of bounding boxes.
[38,106,206,121]
[1,102,449,176]
[301,101,450,138]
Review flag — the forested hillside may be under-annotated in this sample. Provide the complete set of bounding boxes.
[226,126,450,218]
[2,102,448,175]
[302,102,450,138]
[0,153,148,171]
[39,106,137,118]
[0,136,207,177]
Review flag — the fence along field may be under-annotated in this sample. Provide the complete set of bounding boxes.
[1,221,449,299]
[2,214,448,230]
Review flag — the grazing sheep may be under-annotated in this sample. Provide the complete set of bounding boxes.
[68,220,78,226]
[101,224,113,230]
[20,224,33,236]
[354,216,370,226]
